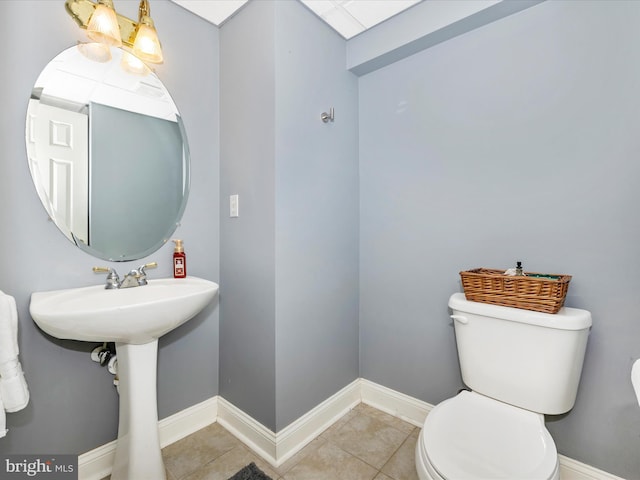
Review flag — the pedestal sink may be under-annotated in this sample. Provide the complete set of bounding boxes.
[30,276,219,480]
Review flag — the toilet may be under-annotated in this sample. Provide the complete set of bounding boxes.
[415,293,592,480]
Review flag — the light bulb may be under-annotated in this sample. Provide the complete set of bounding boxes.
[121,51,151,75]
[77,42,112,62]
[86,0,122,47]
[132,16,163,64]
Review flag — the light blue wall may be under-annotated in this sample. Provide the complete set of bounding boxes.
[359,1,640,477]
[274,2,359,431]
[346,0,543,76]
[3,0,639,477]
[0,0,219,455]
[219,0,277,429]
[220,0,359,432]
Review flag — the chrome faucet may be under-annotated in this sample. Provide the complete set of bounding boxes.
[136,262,157,286]
[93,267,120,289]
[93,262,158,289]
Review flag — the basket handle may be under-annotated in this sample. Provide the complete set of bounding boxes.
[450,314,468,324]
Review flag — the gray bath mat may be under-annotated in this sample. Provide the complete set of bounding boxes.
[227,462,273,480]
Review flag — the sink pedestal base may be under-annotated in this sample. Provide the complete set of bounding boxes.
[111,340,166,480]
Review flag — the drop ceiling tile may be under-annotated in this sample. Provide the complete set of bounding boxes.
[342,0,421,29]
[171,0,424,39]
[301,0,338,17]
[321,5,366,39]
[170,0,249,26]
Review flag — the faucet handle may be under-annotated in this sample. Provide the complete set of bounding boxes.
[93,266,120,289]
[139,262,158,272]
[137,262,158,286]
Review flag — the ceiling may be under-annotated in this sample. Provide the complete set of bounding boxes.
[170,0,423,39]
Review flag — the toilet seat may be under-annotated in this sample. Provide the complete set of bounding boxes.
[419,391,559,480]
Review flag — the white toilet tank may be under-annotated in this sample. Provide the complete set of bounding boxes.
[449,293,592,415]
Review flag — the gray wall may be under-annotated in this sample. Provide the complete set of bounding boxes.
[273,1,359,431]
[0,0,219,455]
[3,0,639,478]
[359,1,640,478]
[219,0,277,429]
[220,0,359,432]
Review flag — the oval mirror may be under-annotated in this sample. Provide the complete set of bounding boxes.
[25,44,189,261]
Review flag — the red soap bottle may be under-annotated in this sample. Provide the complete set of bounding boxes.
[172,239,187,278]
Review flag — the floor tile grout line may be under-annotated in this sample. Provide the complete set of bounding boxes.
[321,425,413,479]
[377,428,418,480]
[326,435,382,473]
[316,406,416,479]
[157,405,419,480]
[345,409,416,476]
[181,444,245,480]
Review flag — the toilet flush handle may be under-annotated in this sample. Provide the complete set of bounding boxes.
[450,314,468,324]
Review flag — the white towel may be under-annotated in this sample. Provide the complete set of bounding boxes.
[0,359,29,412]
[0,291,29,414]
[632,359,640,407]
[0,292,19,361]
[0,395,6,438]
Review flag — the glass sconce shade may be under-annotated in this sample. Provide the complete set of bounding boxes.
[121,51,151,75]
[86,0,122,47]
[66,0,164,64]
[132,16,163,64]
[77,42,112,62]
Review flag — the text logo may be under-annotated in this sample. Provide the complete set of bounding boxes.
[1,455,77,479]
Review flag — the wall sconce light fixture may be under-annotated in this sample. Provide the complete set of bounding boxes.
[66,0,164,64]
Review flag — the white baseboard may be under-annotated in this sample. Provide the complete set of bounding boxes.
[216,396,278,466]
[359,378,432,427]
[158,396,218,448]
[78,379,624,480]
[558,455,626,480]
[274,379,361,466]
[217,379,361,468]
[78,439,117,480]
[78,396,218,480]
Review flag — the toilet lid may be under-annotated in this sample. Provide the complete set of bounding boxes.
[423,391,558,480]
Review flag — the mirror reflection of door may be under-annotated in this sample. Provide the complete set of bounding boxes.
[26,100,88,244]
[26,45,190,261]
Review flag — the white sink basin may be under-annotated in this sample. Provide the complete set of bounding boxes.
[30,276,219,344]
[30,275,219,480]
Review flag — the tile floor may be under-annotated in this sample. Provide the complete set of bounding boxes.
[105,403,420,480]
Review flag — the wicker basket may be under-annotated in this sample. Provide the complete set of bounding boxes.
[459,268,571,314]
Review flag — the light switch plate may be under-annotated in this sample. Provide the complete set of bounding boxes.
[230,194,239,217]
